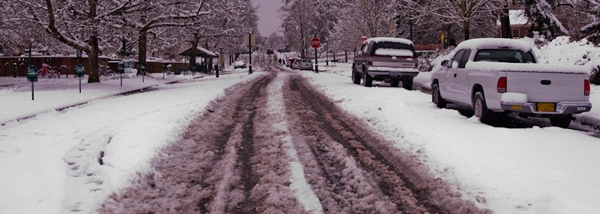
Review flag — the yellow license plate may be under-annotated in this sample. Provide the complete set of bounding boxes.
[537,103,555,112]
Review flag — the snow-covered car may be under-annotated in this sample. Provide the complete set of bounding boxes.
[234,60,246,69]
[288,58,301,68]
[352,37,419,89]
[294,59,313,70]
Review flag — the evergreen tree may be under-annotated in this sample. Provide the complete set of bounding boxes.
[580,0,600,45]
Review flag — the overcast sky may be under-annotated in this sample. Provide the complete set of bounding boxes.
[254,0,282,37]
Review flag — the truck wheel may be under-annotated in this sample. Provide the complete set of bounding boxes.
[352,68,361,85]
[363,73,373,87]
[390,80,399,87]
[402,79,413,90]
[550,116,571,128]
[432,83,447,108]
[474,92,493,124]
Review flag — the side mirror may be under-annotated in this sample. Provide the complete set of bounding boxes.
[441,60,450,68]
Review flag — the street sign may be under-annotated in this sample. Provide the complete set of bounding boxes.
[245,33,256,46]
[311,37,320,49]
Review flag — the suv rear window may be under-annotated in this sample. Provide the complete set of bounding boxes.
[371,42,415,57]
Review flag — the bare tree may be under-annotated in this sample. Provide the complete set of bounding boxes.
[579,0,600,45]
[7,0,145,83]
[401,0,504,41]
[113,0,210,74]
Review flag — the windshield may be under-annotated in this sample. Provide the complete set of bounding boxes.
[473,49,536,63]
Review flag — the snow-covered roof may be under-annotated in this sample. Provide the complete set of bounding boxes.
[179,47,218,57]
[456,38,532,52]
[510,10,528,25]
[496,9,529,26]
[366,37,413,45]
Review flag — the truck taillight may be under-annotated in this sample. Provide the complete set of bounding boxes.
[367,60,373,66]
[585,79,590,96]
[497,77,507,93]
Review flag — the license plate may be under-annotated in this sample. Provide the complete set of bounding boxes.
[390,72,399,77]
[537,103,555,112]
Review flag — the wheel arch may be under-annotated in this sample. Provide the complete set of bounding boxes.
[471,84,484,105]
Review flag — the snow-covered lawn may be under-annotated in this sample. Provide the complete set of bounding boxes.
[0,70,264,213]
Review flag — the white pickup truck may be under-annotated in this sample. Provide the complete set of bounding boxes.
[431,38,592,128]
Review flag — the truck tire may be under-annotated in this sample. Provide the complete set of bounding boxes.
[352,68,361,85]
[550,116,571,128]
[402,79,413,90]
[363,72,373,87]
[432,83,447,108]
[390,80,399,87]
[474,92,493,124]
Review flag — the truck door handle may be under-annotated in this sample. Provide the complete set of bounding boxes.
[453,74,457,78]
[541,80,551,85]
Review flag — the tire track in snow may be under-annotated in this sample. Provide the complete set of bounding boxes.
[99,73,309,213]
[283,75,491,213]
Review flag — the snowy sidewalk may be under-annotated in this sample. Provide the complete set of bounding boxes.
[0,72,217,125]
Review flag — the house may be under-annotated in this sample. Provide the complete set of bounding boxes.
[496,9,531,38]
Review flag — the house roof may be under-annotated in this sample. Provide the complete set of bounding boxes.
[497,9,529,26]
[510,10,528,25]
[179,47,218,58]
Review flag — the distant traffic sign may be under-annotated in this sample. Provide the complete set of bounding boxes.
[311,37,320,48]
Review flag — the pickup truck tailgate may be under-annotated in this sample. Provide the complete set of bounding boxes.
[507,71,586,101]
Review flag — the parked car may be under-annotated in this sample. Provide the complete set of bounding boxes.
[296,59,313,70]
[431,38,592,127]
[234,60,246,69]
[288,58,301,68]
[351,37,419,89]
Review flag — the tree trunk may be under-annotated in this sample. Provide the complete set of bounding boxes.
[501,3,511,38]
[87,35,100,83]
[138,29,148,75]
[190,40,199,72]
[463,20,470,40]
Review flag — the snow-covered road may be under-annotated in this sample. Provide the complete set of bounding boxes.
[99,69,482,213]
[1,60,599,213]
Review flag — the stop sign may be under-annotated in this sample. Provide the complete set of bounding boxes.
[311,37,320,48]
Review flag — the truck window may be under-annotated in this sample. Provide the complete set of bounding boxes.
[451,50,466,68]
[458,49,471,68]
[474,49,536,63]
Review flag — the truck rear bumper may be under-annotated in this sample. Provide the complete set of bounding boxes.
[367,67,419,78]
[500,101,592,115]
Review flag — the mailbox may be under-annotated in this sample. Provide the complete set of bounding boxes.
[27,65,38,82]
[140,64,146,74]
[117,62,124,74]
[75,64,85,77]
[161,63,167,70]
